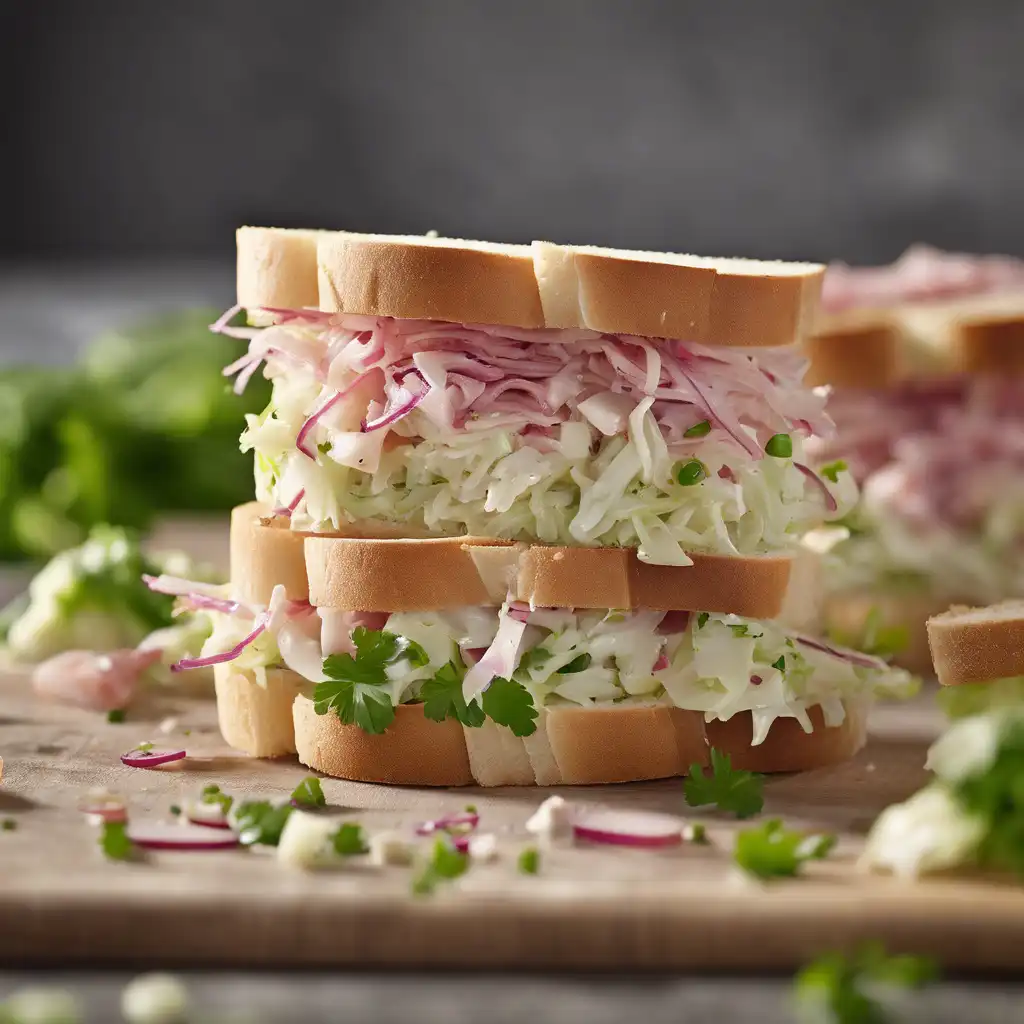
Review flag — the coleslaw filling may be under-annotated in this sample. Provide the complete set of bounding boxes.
[809,378,1024,602]
[221,309,854,565]
[161,580,915,744]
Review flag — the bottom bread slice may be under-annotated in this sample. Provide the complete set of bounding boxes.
[214,663,309,758]
[274,682,869,787]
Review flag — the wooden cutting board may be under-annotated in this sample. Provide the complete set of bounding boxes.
[3,670,1024,973]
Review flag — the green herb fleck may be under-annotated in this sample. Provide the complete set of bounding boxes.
[169,804,181,817]
[677,459,707,486]
[290,776,326,808]
[684,822,708,844]
[517,647,552,674]
[135,740,154,754]
[684,419,712,438]
[557,653,592,674]
[734,818,836,879]
[481,677,538,737]
[464,804,478,814]
[772,656,786,672]
[412,838,470,896]
[765,433,793,458]
[820,459,848,483]
[518,847,541,875]
[100,820,134,861]
[1,819,16,832]
[795,943,938,1024]
[697,612,709,629]
[106,709,126,723]
[201,783,233,815]
[314,628,428,734]
[233,800,293,847]
[420,661,485,728]
[684,749,765,819]
[332,822,369,857]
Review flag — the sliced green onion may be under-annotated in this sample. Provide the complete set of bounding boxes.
[677,460,707,486]
[765,433,792,458]
[684,419,711,438]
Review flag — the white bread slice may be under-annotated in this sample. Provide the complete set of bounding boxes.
[462,719,535,787]
[806,300,1024,389]
[533,241,824,348]
[823,588,951,678]
[304,535,793,618]
[214,663,309,758]
[0,755,3,782]
[292,696,474,786]
[236,227,324,312]
[927,600,1024,687]
[231,502,311,606]
[238,227,824,346]
[317,232,546,329]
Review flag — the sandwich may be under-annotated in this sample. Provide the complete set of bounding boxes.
[147,502,912,785]
[804,246,1024,675]
[155,228,915,786]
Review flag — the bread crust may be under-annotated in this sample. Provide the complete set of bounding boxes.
[214,663,308,758]
[304,535,792,616]
[292,697,474,786]
[927,600,1024,687]
[317,233,546,329]
[236,227,323,311]
[237,228,823,347]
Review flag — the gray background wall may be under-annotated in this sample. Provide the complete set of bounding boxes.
[3,0,1023,265]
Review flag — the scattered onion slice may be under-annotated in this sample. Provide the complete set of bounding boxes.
[416,811,480,837]
[127,822,239,851]
[571,808,684,848]
[79,798,127,825]
[120,749,187,769]
[185,801,232,830]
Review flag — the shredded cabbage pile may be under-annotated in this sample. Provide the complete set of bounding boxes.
[222,310,855,565]
[190,598,915,745]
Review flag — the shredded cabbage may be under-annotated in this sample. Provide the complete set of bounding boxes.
[231,311,853,564]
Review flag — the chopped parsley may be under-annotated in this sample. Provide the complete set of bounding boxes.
[683,419,712,438]
[684,749,764,819]
[557,653,592,674]
[412,838,470,896]
[765,433,793,458]
[420,661,485,728]
[331,822,369,856]
[233,800,293,847]
[313,628,428,735]
[683,822,708,844]
[169,804,181,817]
[1,819,16,832]
[201,783,233,815]
[290,776,326,808]
[772,655,786,672]
[135,740,154,754]
[480,677,538,737]
[106,709,126,723]
[518,847,541,875]
[100,820,134,861]
[728,623,762,639]
[734,818,836,879]
[697,612,709,629]
[795,943,938,1024]
[820,459,848,484]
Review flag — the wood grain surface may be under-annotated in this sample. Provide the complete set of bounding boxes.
[2,668,1023,972]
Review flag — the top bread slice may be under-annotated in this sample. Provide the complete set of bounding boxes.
[927,600,1024,687]
[236,226,824,348]
[805,298,1024,388]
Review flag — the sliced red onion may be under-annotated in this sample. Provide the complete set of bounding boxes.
[415,812,480,837]
[272,489,305,518]
[462,611,529,702]
[362,372,427,432]
[296,371,377,459]
[653,653,670,672]
[143,574,228,600]
[507,601,532,624]
[794,634,887,670]
[120,749,187,769]
[126,822,239,851]
[657,610,691,635]
[674,363,762,460]
[80,803,128,825]
[571,809,684,848]
[462,647,487,666]
[795,462,839,513]
[171,620,267,673]
[185,802,232,830]
[210,304,258,340]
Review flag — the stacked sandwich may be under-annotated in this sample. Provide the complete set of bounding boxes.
[806,246,1024,675]
[149,228,913,786]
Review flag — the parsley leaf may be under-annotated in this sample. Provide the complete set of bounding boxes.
[332,822,369,856]
[734,818,836,879]
[314,628,425,734]
[795,943,938,1024]
[100,820,134,861]
[234,800,293,847]
[518,846,541,874]
[820,459,848,484]
[684,749,764,819]
[481,677,538,737]
[420,661,485,728]
[290,776,326,808]
[412,838,470,896]
[557,653,592,674]
[772,655,786,672]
